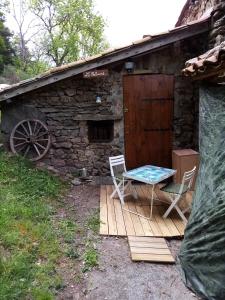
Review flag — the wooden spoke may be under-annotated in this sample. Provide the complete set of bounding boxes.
[24,145,31,158]
[33,143,41,156]
[14,141,27,148]
[12,137,27,141]
[15,130,27,138]
[35,142,46,150]
[17,143,28,153]
[21,123,30,136]
[34,124,42,136]
[36,131,48,139]
[10,119,51,161]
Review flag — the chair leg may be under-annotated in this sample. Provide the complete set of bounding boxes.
[110,179,137,206]
[110,187,118,199]
[110,180,124,205]
[174,205,188,223]
[163,194,176,218]
[163,194,188,223]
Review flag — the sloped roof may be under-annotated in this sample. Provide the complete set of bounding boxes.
[0,16,210,102]
[183,41,225,77]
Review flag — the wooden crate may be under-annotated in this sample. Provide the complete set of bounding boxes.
[172,149,199,190]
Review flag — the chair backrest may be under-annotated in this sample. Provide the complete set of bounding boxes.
[109,155,126,178]
[179,166,196,194]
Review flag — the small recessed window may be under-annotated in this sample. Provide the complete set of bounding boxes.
[88,120,114,143]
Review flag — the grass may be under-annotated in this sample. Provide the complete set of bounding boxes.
[82,241,98,273]
[82,210,100,272]
[0,151,66,300]
[86,209,100,234]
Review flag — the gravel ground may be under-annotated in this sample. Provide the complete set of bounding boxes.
[57,185,198,300]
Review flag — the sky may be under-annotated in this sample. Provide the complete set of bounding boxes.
[6,0,187,49]
[95,0,187,47]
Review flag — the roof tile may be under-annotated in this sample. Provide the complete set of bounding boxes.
[183,41,225,77]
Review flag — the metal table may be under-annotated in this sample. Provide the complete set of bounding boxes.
[123,165,176,219]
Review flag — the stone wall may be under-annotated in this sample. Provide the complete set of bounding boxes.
[1,35,207,176]
[1,71,124,176]
[177,0,225,48]
[210,2,225,47]
[176,0,220,26]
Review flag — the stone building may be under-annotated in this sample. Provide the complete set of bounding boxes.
[176,0,220,26]
[177,0,225,47]
[0,1,222,179]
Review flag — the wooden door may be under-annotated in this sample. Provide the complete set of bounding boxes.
[123,74,174,169]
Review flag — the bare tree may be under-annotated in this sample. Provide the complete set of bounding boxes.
[10,0,39,70]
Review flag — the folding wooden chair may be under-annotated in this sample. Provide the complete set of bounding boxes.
[109,155,137,205]
[160,166,196,223]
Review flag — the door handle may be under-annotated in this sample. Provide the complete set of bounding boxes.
[124,107,128,113]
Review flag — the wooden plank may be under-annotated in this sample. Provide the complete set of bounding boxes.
[157,206,181,236]
[139,185,171,236]
[0,20,209,102]
[128,235,175,262]
[129,242,168,249]
[170,210,185,235]
[113,198,127,236]
[127,200,145,236]
[106,186,117,235]
[128,236,165,243]
[131,253,175,263]
[142,204,163,236]
[153,206,171,237]
[99,185,108,235]
[100,185,185,237]
[134,185,147,206]
[130,247,171,255]
[133,186,154,236]
[139,186,164,236]
[141,185,184,237]
[122,202,136,236]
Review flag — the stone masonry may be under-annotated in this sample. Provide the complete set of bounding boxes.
[1,36,207,177]
[176,0,221,27]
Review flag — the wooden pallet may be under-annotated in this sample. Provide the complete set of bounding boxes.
[100,185,188,237]
[128,236,175,263]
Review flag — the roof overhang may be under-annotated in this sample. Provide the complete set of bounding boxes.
[0,17,210,102]
[182,41,225,81]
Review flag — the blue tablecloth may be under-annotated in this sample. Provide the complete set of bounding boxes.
[123,165,176,185]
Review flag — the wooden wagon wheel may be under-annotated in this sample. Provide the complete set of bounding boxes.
[10,119,51,161]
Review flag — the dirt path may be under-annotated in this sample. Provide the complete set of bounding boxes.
[57,185,197,300]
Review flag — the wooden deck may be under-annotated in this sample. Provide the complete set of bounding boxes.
[100,185,192,237]
[128,236,175,263]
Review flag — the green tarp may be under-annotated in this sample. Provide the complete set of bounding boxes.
[179,84,225,300]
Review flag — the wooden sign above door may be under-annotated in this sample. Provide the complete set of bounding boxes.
[83,69,109,78]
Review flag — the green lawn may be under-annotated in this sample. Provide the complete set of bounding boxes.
[0,152,66,300]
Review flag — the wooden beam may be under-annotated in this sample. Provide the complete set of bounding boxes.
[73,114,123,121]
[0,20,210,102]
